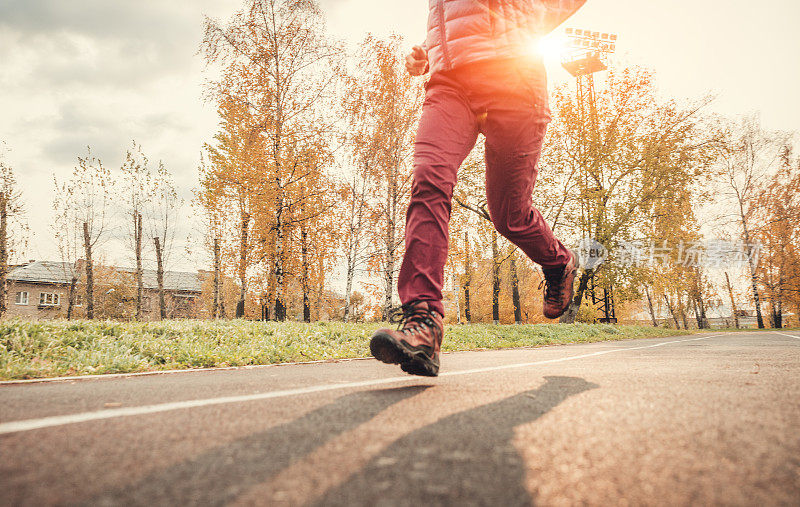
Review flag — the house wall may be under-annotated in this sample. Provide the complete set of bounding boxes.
[5,281,73,319]
[3,281,201,320]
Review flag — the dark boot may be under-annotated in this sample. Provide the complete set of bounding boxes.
[542,250,579,319]
[370,301,444,377]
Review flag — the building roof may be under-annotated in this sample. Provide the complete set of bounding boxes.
[7,261,75,285]
[8,261,202,293]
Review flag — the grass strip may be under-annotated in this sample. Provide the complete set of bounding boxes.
[0,319,690,380]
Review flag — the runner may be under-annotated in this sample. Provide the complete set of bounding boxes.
[370,0,587,376]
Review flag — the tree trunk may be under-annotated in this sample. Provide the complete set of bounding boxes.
[492,230,500,324]
[66,276,77,320]
[644,285,658,327]
[343,255,354,322]
[83,222,94,319]
[774,268,784,328]
[274,221,286,321]
[560,271,592,324]
[509,251,522,324]
[463,231,471,323]
[133,212,143,320]
[697,296,709,329]
[740,221,765,328]
[663,293,680,329]
[219,275,226,319]
[452,271,461,324]
[679,294,689,329]
[0,194,7,318]
[724,271,739,329]
[316,256,324,321]
[154,237,166,320]
[301,228,311,323]
[237,211,250,319]
[383,167,397,320]
[213,237,221,319]
[692,298,703,329]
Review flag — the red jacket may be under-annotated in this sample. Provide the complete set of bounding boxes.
[425,0,587,74]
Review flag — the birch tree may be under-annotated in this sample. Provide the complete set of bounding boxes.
[147,161,181,320]
[119,141,155,320]
[717,115,790,328]
[54,147,113,319]
[0,147,27,317]
[345,35,422,319]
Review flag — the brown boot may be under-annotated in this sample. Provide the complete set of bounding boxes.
[542,250,579,319]
[370,301,444,377]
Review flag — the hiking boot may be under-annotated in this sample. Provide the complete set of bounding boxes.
[370,301,444,377]
[541,250,579,319]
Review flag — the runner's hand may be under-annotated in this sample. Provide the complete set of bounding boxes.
[405,45,428,76]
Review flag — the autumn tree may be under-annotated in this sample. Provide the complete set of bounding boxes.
[119,141,155,320]
[147,160,181,320]
[753,142,800,328]
[453,141,518,324]
[0,146,27,317]
[716,115,792,329]
[193,155,227,319]
[201,0,343,321]
[282,145,339,322]
[345,35,423,319]
[338,160,372,321]
[53,147,113,319]
[538,66,718,323]
[200,98,261,318]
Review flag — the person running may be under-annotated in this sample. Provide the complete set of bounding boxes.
[370,0,586,377]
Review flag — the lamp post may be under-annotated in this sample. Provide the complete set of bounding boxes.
[561,28,618,324]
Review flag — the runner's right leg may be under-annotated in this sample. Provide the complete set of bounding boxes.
[373,73,478,376]
[397,74,479,315]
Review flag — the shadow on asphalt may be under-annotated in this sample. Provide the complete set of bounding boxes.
[84,385,431,506]
[312,376,598,506]
[85,376,596,506]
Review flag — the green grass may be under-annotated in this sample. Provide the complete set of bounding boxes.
[0,319,690,380]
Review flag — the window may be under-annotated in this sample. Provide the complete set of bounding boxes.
[15,291,29,305]
[39,292,61,307]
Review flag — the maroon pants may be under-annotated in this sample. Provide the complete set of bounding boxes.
[397,58,572,315]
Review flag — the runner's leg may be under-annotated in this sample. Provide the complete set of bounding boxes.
[483,108,571,268]
[397,78,479,315]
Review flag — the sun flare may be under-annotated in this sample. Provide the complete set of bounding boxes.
[533,35,566,60]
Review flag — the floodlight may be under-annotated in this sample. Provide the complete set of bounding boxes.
[601,33,609,39]
[566,28,573,34]
[610,34,617,41]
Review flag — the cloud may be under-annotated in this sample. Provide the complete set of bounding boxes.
[0,0,201,90]
[0,0,195,41]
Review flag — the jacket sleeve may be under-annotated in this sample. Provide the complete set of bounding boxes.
[540,0,587,33]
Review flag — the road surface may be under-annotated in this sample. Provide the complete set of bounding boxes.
[1,331,799,505]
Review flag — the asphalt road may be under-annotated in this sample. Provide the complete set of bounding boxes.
[1,331,799,506]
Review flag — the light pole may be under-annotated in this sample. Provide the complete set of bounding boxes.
[561,28,618,324]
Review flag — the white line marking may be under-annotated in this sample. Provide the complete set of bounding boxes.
[0,357,374,386]
[772,331,800,341]
[0,334,720,436]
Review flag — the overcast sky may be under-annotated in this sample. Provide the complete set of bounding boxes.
[0,0,798,274]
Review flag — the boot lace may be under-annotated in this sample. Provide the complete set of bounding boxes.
[388,303,440,336]
[538,268,565,304]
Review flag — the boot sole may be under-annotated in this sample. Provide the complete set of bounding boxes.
[369,332,439,377]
